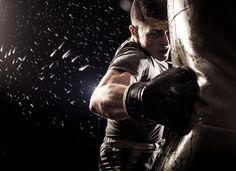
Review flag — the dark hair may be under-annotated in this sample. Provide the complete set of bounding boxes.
[130,0,167,24]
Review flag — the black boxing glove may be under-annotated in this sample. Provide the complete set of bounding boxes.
[123,66,199,131]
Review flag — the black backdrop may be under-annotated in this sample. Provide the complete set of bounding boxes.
[0,0,131,170]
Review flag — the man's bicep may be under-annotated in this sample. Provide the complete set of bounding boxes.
[98,69,136,87]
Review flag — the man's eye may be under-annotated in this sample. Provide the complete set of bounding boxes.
[149,31,163,37]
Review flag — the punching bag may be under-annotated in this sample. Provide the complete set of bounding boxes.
[157,0,236,170]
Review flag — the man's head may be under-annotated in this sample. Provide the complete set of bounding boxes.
[129,0,170,61]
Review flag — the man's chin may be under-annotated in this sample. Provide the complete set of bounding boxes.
[155,54,168,62]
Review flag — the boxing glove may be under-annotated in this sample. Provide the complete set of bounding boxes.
[124,66,199,131]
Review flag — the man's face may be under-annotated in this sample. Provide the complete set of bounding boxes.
[137,19,170,61]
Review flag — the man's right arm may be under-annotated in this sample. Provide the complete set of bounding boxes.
[90,66,199,131]
[89,69,136,120]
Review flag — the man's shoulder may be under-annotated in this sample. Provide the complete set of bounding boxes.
[115,39,147,57]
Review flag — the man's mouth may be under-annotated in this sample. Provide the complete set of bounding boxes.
[159,48,168,54]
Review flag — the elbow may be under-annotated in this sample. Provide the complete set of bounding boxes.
[89,90,113,119]
[89,85,127,120]
[89,89,105,116]
[89,86,110,116]
[89,101,95,113]
[89,94,99,114]
[89,103,98,115]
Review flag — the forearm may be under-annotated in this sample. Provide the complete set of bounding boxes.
[89,83,129,120]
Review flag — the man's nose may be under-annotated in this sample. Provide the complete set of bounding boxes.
[160,31,169,46]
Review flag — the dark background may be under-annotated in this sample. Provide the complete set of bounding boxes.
[0,0,132,170]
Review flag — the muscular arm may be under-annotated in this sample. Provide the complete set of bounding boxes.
[89,69,136,120]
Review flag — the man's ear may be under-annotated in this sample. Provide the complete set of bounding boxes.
[129,25,139,38]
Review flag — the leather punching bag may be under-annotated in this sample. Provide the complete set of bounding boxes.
[157,0,236,170]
